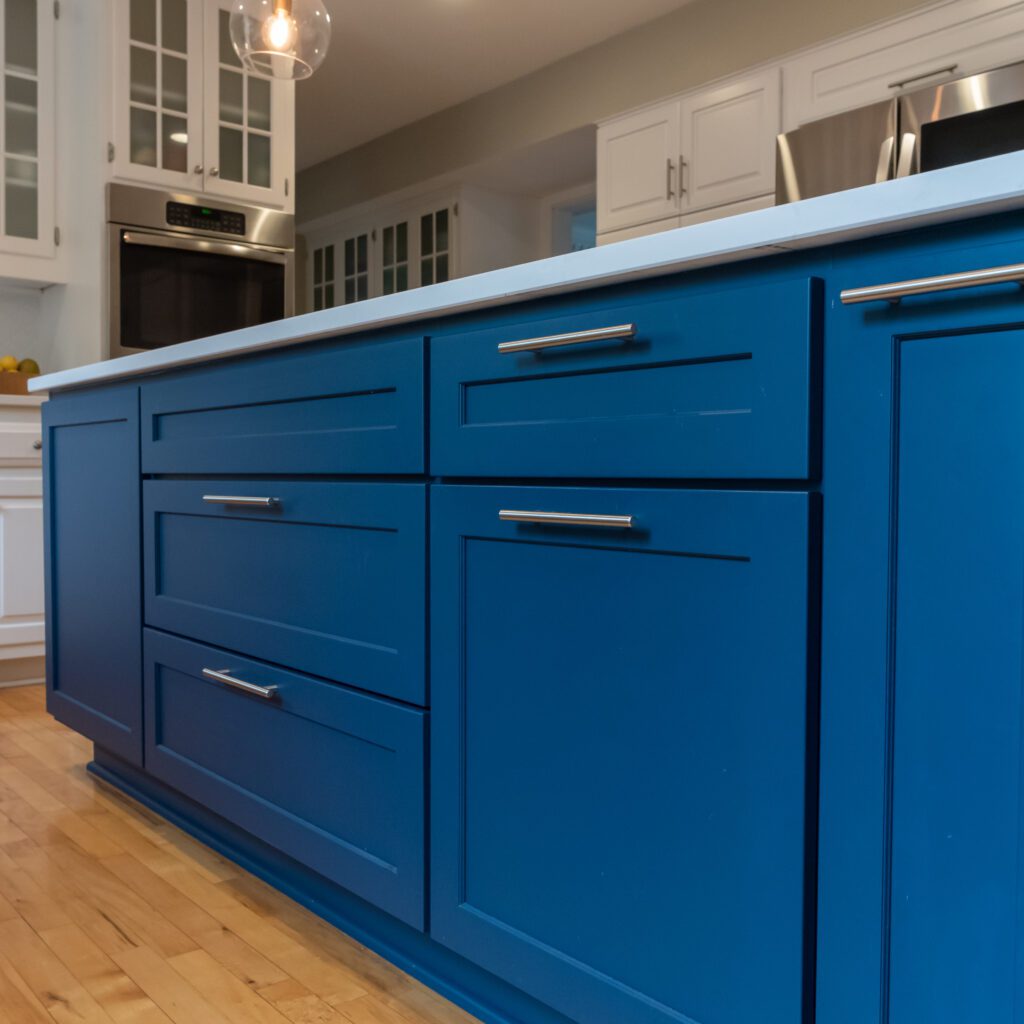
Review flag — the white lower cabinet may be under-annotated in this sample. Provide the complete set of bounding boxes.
[0,396,44,682]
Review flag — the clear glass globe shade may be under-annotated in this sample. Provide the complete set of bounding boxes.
[230,0,332,82]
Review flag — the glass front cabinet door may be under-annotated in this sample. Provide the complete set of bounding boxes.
[0,0,56,260]
[113,0,294,209]
[202,0,293,208]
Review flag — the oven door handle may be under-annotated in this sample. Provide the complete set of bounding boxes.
[120,229,290,263]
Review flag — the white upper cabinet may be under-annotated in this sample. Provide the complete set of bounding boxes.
[596,102,680,233]
[0,0,56,266]
[112,0,294,209]
[783,0,1024,129]
[680,69,780,213]
[202,1,293,207]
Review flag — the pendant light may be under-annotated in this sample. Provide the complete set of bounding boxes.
[230,0,332,81]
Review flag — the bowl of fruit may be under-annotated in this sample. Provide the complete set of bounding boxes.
[0,356,40,395]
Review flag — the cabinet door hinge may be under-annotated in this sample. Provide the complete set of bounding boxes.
[107,142,115,163]
[284,177,289,197]
[54,226,61,246]
[53,0,60,19]
[453,202,459,216]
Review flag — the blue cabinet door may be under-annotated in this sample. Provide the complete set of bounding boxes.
[820,220,1024,1024]
[43,385,142,765]
[430,484,816,1024]
[144,629,426,929]
[887,328,1024,1023]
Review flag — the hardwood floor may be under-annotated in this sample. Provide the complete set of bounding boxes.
[0,684,479,1024]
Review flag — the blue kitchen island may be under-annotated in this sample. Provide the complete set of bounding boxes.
[34,155,1024,1024]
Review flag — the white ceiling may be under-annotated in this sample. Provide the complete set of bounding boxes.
[296,0,695,170]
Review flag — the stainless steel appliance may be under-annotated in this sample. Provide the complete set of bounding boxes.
[776,61,1024,203]
[108,184,294,359]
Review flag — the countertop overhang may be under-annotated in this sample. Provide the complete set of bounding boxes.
[32,151,1024,394]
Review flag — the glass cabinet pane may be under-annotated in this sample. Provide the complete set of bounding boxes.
[6,0,36,74]
[219,9,241,66]
[5,76,36,158]
[162,54,187,112]
[130,46,157,105]
[161,0,187,53]
[5,157,36,238]
[248,133,270,188]
[219,69,243,124]
[162,113,187,171]
[130,0,157,45]
[248,77,270,131]
[130,106,158,166]
[219,126,243,181]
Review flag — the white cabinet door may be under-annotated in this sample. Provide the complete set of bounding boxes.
[0,0,56,260]
[202,0,294,209]
[597,101,680,233]
[783,0,1024,129]
[0,496,43,655]
[680,69,780,213]
[112,0,204,191]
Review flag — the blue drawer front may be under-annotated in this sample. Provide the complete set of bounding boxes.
[141,335,425,475]
[144,480,426,705]
[44,386,143,765]
[143,629,425,928]
[430,484,815,1024]
[430,276,821,478]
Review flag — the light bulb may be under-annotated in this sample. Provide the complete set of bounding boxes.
[230,0,331,81]
[262,8,297,52]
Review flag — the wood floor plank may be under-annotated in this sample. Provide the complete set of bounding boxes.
[0,916,117,1024]
[37,924,175,1024]
[0,686,478,1024]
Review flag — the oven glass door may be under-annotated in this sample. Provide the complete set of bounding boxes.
[118,230,287,351]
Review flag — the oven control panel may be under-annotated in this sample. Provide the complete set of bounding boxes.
[166,201,246,236]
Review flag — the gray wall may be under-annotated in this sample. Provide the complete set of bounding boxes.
[297,0,929,223]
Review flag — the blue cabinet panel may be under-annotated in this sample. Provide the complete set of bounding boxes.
[819,219,1024,1024]
[889,329,1024,1022]
[430,276,821,479]
[140,335,425,475]
[143,629,426,927]
[430,484,816,1024]
[43,386,143,765]
[143,480,426,705]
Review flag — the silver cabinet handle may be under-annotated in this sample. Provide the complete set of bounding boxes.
[202,667,278,699]
[888,64,958,90]
[679,155,687,195]
[666,157,675,199]
[32,439,41,450]
[202,494,280,508]
[497,323,637,354]
[499,509,634,529]
[841,262,1024,305]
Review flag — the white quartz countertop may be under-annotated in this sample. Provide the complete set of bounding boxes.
[33,151,1024,394]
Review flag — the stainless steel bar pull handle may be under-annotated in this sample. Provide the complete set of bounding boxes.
[499,509,634,529]
[202,668,278,700]
[888,64,958,89]
[841,262,1024,305]
[497,323,637,354]
[202,494,280,508]
[666,157,675,199]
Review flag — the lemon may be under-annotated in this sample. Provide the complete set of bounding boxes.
[17,358,39,375]
[0,355,17,372]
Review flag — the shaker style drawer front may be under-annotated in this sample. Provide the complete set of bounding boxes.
[430,484,816,1024]
[141,335,425,475]
[430,276,821,478]
[143,630,426,929]
[143,480,426,705]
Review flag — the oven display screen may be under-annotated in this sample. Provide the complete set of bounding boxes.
[166,201,246,235]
